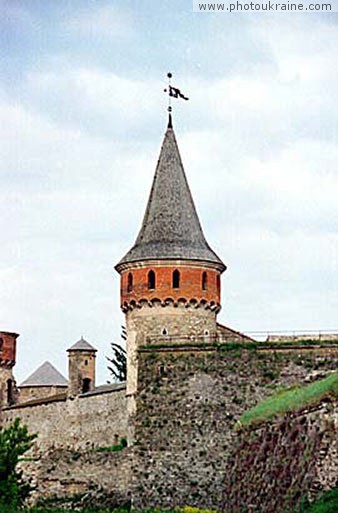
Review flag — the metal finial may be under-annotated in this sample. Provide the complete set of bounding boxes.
[164,72,173,125]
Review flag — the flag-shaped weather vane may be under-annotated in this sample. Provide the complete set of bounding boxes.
[164,73,189,127]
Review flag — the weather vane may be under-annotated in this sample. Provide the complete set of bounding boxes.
[164,73,189,126]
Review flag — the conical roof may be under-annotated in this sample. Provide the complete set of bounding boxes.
[67,336,97,352]
[116,120,226,272]
[20,361,67,387]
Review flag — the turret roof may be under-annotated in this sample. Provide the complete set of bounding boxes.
[116,119,226,272]
[20,361,67,387]
[67,337,97,352]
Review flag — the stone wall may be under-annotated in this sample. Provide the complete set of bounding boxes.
[21,448,132,508]
[132,343,338,509]
[0,367,17,407]
[1,385,128,454]
[222,401,338,513]
[125,303,217,407]
[18,385,68,403]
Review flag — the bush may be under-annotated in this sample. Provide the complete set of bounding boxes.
[0,418,37,511]
[301,488,338,513]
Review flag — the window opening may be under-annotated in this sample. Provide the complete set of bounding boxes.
[217,275,221,295]
[148,270,156,289]
[82,378,91,394]
[127,272,133,292]
[173,269,180,289]
[202,272,208,290]
[7,379,14,405]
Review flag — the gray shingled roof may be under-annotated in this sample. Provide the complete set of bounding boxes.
[67,337,97,352]
[20,361,68,387]
[116,123,226,272]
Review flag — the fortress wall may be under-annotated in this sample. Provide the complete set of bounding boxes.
[1,387,128,454]
[132,344,338,510]
[18,385,68,403]
[222,401,338,513]
[20,448,132,508]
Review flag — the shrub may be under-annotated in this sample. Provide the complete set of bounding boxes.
[0,418,37,511]
[301,488,338,513]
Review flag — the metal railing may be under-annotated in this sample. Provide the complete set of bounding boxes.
[144,329,338,345]
[245,329,338,342]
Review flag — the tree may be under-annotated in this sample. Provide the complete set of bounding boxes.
[0,418,37,511]
[106,326,127,383]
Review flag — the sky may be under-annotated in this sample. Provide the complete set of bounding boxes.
[1,0,338,385]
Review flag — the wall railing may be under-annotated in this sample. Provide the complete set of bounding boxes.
[144,329,338,345]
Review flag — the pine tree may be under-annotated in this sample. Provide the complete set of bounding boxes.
[0,418,37,510]
[106,326,127,383]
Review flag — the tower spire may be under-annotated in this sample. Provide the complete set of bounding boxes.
[116,122,225,271]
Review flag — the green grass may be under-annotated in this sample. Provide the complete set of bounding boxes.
[301,488,338,513]
[11,493,338,513]
[23,509,128,513]
[143,338,338,353]
[92,437,127,453]
[22,508,216,513]
[239,372,338,427]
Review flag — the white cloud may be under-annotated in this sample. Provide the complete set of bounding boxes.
[64,4,134,39]
[21,69,164,138]
[2,7,338,384]
[1,1,35,27]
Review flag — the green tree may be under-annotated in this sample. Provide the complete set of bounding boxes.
[0,417,37,511]
[106,326,127,383]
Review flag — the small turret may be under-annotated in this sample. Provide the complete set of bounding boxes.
[67,337,97,397]
[0,331,19,407]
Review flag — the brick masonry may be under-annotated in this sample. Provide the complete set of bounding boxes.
[120,261,221,309]
[0,331,19,407]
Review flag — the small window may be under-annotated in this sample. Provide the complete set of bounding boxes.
[82,378,91,393]
[158,364,165,376]
[148,270,156,290]
[127,272,133,292]
[173,269,180,289]
[162,328,168,336]
[84,359,88,366]
[217,275,221,295]
[202,272,208,291]
[7,379,14,405]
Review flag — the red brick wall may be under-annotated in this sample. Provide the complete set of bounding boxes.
[120,265,221,306]
[0,332,18,366]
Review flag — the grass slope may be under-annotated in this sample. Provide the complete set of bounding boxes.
[302,488,338,513]
[239,372,338,427]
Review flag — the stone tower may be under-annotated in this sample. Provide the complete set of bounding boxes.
[67,337,97,397]
[0,331,19,407]
[115,116,226,415]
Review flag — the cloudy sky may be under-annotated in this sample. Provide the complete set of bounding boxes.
[1,0,337,384]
